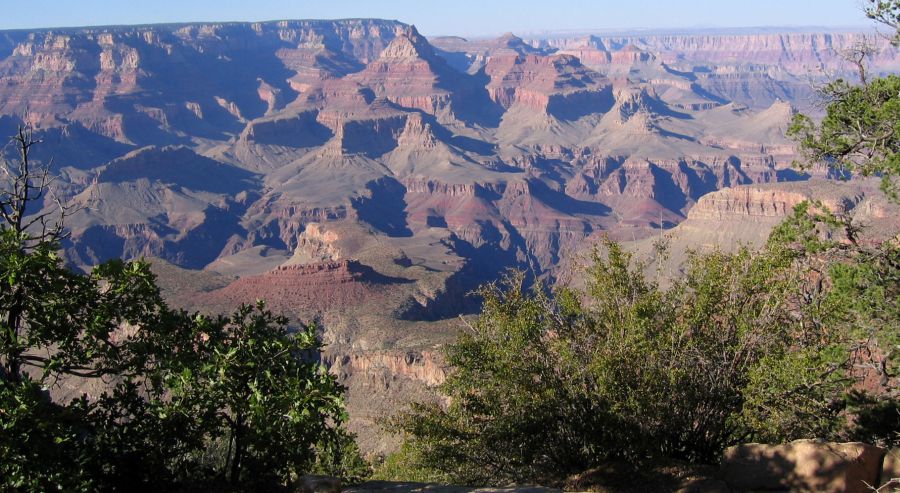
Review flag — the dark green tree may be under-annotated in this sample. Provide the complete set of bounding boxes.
[787,1,900,200]
[783,0,900,448]
[169,303,355,487]
[1,126,186,490]
[787,76,900,200]
[866,0,900,45]
[0,126,365,491]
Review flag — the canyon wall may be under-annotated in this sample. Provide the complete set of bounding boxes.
[3,19,896,453]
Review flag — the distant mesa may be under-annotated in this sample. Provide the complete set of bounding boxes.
[195,259,413,315]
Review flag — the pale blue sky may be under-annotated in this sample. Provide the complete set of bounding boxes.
[0,0,874,37]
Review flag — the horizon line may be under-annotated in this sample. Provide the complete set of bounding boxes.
[0,17,875,38]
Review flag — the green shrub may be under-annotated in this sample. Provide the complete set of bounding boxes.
[393,205,896,486]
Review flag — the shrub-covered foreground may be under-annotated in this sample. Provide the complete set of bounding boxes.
[0,128,367,491]
[0,229,367,491]
[387,204,898,486]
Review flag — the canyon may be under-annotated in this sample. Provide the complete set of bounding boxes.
[1,19,897,453]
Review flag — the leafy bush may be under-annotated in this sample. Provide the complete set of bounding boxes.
[168,303,354,487]
[0,126,367,490]
[0,227,365,490]
[393,205,896,486]
[0,378,95,492]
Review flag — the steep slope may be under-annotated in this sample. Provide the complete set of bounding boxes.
[484,51,613,118]
[63,145,259,268]
[194,259,413,316]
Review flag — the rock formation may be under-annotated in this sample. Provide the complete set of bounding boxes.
[3,19,896,454]
[721,440,886,493]
[194,259,412,316]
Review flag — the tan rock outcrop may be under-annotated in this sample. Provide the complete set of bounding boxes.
[688,186,810,220]
[720,440,886,493]
[327,350,445,388]
[880,448,900,491]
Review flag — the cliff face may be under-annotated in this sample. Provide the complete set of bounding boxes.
[683,178,900,226]
[688,186,818,220]
[0,19,404,138]
[484,52,611,115]
[536,32,897,68]
[521,31,898,111]
[606,179,900,285]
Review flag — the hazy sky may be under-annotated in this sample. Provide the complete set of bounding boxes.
[0,0,875,36]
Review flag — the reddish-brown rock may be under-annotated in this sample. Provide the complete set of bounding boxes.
[194,259,409,316]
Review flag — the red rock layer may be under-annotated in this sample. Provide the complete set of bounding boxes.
[195,260,398,315]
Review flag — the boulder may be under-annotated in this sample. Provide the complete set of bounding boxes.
[880,448,900,491]
[720,439,885,493]
[294,475,341,493]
